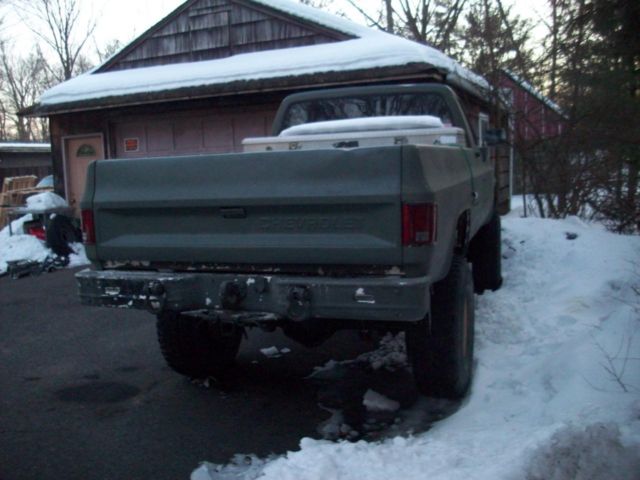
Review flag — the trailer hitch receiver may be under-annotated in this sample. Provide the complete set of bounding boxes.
[287,286,312,321]
[220,281,248,309]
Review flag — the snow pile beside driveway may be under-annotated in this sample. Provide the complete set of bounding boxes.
[0,215,89,275]
[25,191,68,210]
[193,213,640,480]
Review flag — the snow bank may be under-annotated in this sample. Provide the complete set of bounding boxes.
[0,234,50,274]
[67,244,90,268]
[193,213,640,480]
[524,423,640,480]
[25,192,68,211]
[280,116,444,136]
[0,215,89,275]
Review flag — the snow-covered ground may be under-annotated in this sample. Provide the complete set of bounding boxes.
[193,205,640,480]
[0,193,89,275]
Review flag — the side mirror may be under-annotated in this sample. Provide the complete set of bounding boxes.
[484,128,508,146]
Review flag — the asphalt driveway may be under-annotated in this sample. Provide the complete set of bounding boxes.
[0,268,434,480]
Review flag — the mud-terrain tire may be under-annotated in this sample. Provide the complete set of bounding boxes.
[156,312,242,378]
[405,255,475,399]
[468,211,503,294]
[46,215,81,257]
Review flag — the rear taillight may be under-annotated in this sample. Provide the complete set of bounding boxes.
[402,203,438,246]
[27,226,46,241]
[81,209,96,245]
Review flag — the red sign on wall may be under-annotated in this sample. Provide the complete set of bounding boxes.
[124,138,139,152]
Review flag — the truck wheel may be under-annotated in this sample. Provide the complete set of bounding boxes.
[156,312,242,378]
[468,211,503,294]
[405,255,474,399]
[46,215,81,257]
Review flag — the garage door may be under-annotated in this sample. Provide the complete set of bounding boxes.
[113,108,278,159]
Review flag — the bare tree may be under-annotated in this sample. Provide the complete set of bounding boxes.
[519,0,639,232]
[14,0,96,81]
[0,98,10,141]
[343,0,388,32]
[458,0,535,79]
[298,0,331,8]
[0,43,50,141]
[346,0,467,51]
[305,0,638,231]
[95,38,123,64]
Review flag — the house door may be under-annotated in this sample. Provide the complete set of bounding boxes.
[64,134,105,212]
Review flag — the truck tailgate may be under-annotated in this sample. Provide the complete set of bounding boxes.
[89,147,403,267]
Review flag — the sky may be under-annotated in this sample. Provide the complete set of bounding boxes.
[0,0,185,58]
[0,0,550,65]
[95,0,551,46]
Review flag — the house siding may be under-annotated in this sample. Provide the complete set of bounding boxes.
[48,93,285,197]
[499,74,564,144]
[101,0,347,72]
[0,151,52,187]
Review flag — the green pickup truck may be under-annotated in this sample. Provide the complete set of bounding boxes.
[76,84,503,399]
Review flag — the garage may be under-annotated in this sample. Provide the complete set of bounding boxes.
[112,105,278,159]
[25,0,508,214]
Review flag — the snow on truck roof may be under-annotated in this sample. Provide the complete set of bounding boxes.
[279,116,445,136]
[37,0,488,110]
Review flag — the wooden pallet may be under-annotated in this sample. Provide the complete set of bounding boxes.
[0,176,41,229]
[2,175,37,193]
[0,200,12,228]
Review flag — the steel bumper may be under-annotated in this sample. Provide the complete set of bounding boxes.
[75,269,430,322]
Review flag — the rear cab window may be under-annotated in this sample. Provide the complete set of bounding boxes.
[280,93,457,132]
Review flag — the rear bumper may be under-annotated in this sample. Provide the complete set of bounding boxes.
[75,269,430,323]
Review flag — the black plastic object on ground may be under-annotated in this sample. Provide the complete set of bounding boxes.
[45,215,81,257]
[6,260,43,279]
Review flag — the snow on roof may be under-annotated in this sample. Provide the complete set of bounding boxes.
[38,1,488,109]
[231,0,487,94]
[280,116,444,136]
[0,142,51,152]
[502,69,564,117]
[250,0,374,38]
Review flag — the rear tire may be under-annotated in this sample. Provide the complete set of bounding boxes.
[405,255,475,399]
[468,211,503,294]
[156,312,242,378]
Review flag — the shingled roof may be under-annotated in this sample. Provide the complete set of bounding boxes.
[29,0,488,115]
